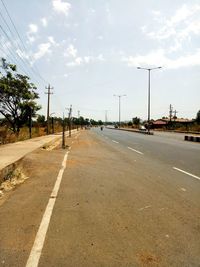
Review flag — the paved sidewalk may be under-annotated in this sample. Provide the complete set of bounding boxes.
[0,130,77,172]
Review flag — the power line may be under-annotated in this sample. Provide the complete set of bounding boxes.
[0,29,34,78]
[0,24,42,86]
[0,0,48,85]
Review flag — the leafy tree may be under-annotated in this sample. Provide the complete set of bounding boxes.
[132,117,141,125]
[0,60,41,135]
[90,119,98,126]
[85,118,90,126]
[196,110,200,124]
[37,115,46,126]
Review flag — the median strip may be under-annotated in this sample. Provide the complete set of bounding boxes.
[128,147,143,155]
[173,167,200,181]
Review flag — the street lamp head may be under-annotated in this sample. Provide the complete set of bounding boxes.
[137,67,141,69]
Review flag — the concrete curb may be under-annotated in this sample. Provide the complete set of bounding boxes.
[0,129,78,183]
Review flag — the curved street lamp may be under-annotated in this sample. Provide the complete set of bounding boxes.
[137,66,162,134]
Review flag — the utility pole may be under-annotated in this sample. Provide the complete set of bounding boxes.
[169,104,173,122]
[78,110,80,118]
[173,109,178,119]
[29,106,32,139]
[67,105,72,137]
[62,112,65,149]
[45,84,53,135]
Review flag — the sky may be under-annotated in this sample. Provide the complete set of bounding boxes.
[0,0,200,122]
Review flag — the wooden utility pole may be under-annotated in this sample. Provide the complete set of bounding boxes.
[45,84,53,134]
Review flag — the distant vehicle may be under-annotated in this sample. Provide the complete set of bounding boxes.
[114,124,119,128]
[139,125,147,131]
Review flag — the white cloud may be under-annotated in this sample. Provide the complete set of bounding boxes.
[146,4,200,42]
[41,17,48,27]
[27,35,36,44]
[89,8,96,13]
[122,49,200,69]
[27,23,38,44]
[33,42,52,61]
[84,56,91,64]
[28,24,38,34]
[66,54,105,67]
[64,44,77,58]
[96,54,105,61]
[52,0,71,16]
[48,36,60,47]
[66,57,82,66]
[97,35,103,40]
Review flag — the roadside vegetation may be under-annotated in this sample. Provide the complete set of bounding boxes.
[0,59,104,145]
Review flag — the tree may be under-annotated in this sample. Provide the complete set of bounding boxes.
[0,60,41,135]
[37,115,46,126]
[132,117,141,125]
[196,110,200,124]
[98,120,103,125]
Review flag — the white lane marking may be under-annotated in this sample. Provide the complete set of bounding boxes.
[127,146,143,155]
[173,167,200,181]
[26,152,69,267]
[138,205,151,211]
[112,140,119,144]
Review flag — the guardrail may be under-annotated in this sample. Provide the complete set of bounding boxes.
[185,136,200,142]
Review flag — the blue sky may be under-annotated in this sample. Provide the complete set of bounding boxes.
[1,0,200,121]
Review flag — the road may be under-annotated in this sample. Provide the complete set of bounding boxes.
[100,128,200,178]
[0,129,200,266]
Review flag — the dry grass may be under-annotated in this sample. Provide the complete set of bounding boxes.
[0,125,64,145]
[0,168,28,198]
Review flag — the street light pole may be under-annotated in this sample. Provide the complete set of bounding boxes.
[137,66,162,134]
[113,94,126,128]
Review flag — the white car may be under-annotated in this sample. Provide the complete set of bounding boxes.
[139,126,147,131]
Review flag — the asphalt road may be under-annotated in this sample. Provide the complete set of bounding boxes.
[0,129,200,267]
[96,127,200,178]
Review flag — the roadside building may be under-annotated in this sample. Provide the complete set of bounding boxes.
[152,118,194,129]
